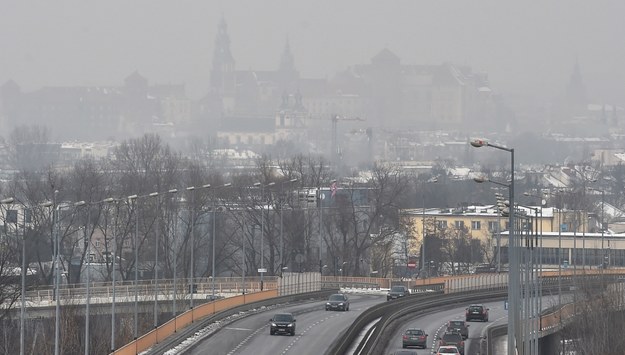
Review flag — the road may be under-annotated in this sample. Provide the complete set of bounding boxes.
[385,294,565,355]
[187,293,385,355]
[385,299,507,355]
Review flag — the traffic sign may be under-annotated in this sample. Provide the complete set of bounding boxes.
[407,261,417,269]
[258,268,267,273]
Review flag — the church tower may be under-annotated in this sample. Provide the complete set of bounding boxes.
[277,38,299,91]
[210,17,236,95]
[565,60,587,110]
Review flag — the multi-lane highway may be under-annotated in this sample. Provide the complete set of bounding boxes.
[186,293,385,355]
[384,300,507,354]
[168,288,569,355]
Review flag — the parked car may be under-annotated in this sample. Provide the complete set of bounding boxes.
[438,332,465,355]
[401,328,428,348]
[387,285,410,301]
[269,313,296,336]
[326,293,350,311]
[465,304,489,321]
[436,345,461,354]
[446,320,469,339]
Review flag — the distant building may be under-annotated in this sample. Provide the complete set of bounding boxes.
[0,72,190,141]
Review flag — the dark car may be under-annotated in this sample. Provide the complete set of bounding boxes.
[402,328,428,349]
[326,293,350,311]
[438,332,465,355]
[387,285,410,301]
[269,313,296,336]
[465,304,489,322]
[446,320,469,339]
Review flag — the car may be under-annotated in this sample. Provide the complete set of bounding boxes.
[436,345,461,355]
[269,313,296,336]
[326,293,350,311]
[401,328,428,348]
[206,294,225,301]
[387,285,410,301]
[446,320,469,339]
[438,332,465,355]
[465,304,489,322]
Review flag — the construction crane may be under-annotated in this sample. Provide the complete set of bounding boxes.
[331,114,365,166]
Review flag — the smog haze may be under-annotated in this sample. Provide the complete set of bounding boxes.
[2,0,624,101]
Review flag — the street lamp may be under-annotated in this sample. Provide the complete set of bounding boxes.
[52,190,60,355]
[254,181,275,289]
[420,177,437,278]
[280,178,298,273]
[52,194,85,355]
[127,194,139,340]
[107,197,124,353]
[319,179,337,274]
[185,184,211,310]
[147,191,160,329]
[210,183,231,299]
[471,138,517,355]
[0,198,19,354]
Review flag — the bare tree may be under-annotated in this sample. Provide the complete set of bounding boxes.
[5,124,55,171]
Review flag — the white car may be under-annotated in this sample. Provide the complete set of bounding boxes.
[437,345,461,355]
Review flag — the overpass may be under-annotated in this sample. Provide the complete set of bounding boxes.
[6,269,625,354]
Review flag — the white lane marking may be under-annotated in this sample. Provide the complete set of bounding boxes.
[280,313,344,354]
[227,313,341,355]
[225,327,253,331]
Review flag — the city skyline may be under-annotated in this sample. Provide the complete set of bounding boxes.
[1,1,624,103]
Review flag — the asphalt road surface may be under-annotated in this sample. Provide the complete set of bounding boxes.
[385,300,508,355]
[187,293,385,355]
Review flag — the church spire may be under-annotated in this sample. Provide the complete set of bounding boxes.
[277,37,299,91]
[566,59,587,107]
[279,37,296,73]
[210,16,236,94]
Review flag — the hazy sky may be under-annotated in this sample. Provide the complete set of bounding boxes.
[2,0,624,102]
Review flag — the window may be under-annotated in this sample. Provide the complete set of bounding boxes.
[455,220,464,229]
[488,221,499,231]
[437,220,448,229]
[471,221,481,230]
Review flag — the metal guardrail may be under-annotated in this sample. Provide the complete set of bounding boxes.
[326,273,625,355]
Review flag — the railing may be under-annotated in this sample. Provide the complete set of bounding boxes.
[5,277,279,309]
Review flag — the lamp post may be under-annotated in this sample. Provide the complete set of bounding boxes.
[127,194,139,340]
[254,181,275,288]
[340,261,347,288]
[52,190,61,355]
[280,178,298,273]
[242,210,247,294]
[318,180,336,274]
[211,183,231,299]
[600,189,605,269]
[0,198,18,353]
[185,184,210,310]
[52,194,85,355]
[471,138,516,355]
[109,198,123,353]
[147,191,159,329]
[420,178,437,278]
[495,192,505,273]
[74,201,92,355]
